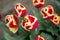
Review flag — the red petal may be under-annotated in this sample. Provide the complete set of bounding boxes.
[32,20,38,29]
[35,35,39,40]
[20,10,26,17]
[16,5,18,9]
[35,35,45,40]
[26,26,31,30]
[28,15,35,23]
[5,16,9,22]
[14,9,18,16]
[39,37,44,40]
[35,4,43,8]
[9,21,17,28]
[22,21,25,26]
[6,19,9,22]
[34,0,38,3]
[18,9,21,13]
[13,16,18,24]
[20,5,24,8]
[40,0,44,2]
[48,9,52,14]
[41,10,47,17]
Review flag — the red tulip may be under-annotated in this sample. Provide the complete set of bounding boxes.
[21,15,38,31]
[35,35,46,40]
[33,0,45,8]
[50,14,60,25]
[41,5,54,20]
[5,14,18,33]
[14,3,26,17]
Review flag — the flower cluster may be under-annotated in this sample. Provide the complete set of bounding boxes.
[33,0,60,25]
[40,5,60,25]
[0,0,59,40]
[33,0,60,39]
[4,3,38,33]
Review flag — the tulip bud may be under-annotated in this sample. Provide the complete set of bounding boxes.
[14,3,26,17]
[41,5,54,20]
[50,14,60,25]
[35,35,46,40]
[33,0,45,8]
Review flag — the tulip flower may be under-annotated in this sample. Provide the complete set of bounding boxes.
[35,35,46,40]
[14,3,26,17]
[33,0,45,8]
[50,14,60,25]
[21,15,38,31]
[41,5,54,20]
[5,14,18,33]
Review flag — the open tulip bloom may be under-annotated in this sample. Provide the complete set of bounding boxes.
[21,15,38,31]
[5,14,18,33]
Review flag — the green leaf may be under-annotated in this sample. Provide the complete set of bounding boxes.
[3,31,26,40]
[30,30,37,40]
[56,0,60,4]
[57,36,60,40]
[40,32,54,40]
